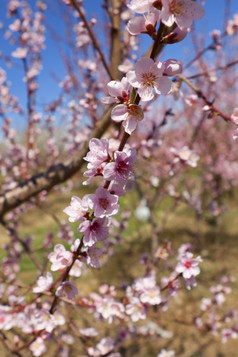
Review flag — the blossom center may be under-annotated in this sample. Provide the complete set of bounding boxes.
[149,290,156,298]
[91,221,99,232]
[117,90,130,103]
[99,198,109,210]
[141,72,156,87]
[117,160,128,176]
[127,104,144,121]
[184,261,192,269]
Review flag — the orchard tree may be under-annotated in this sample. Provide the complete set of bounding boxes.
[0,0,238,356]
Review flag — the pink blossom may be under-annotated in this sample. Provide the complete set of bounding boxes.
[162,26,188,43]
[78,217,109,247]
[29,337,46,356]
[0,308,14,330]
[52,310,66,326]
[231,107,238,125]
[96,337,115,355]
[25,67,40,80]
[170,146,200,167]
[226,13,238,35]
[69,259,83,277]
[125,297,147,321]
[63,195,89,222]
[177,243,193,259]
[111,104,144,134]
[9,19,21,31]
[11,47,28,58]
[233,128,238,140]
[175,252,202,279]
[84,138,109,167]
[48,244,73,271]
[86,246,103,268]
[103,148,136,183]
[79,327,98,337]
[118,59,133,73]
[101,77,132,104]
[127,8,160,36]
[8,0,21,15]
[140,286,162,305]
[133,275,162,304]
[109,181,127,197]
[134,275,156,291]
[163,59,183,76]
[70,238,81,252]
[83,138,110,184]
[87,187,119,218]
[96,297,125,323]
[160,0,205,29]
[221,328,238,343]
[30,309,56,333]
[210,29,222,50]
[210,29,221,42]
[157,349,175,357]
[213,292,225,306]
[55,281,78,300]
[185,93,199,106]
[127,57,172,101]
[127,0,154,14]
[185,276,197,290]
[33,272,53,293]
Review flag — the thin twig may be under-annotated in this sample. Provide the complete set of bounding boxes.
[70,0,113,80]
[186,59,238,80]
[177,74,232,122]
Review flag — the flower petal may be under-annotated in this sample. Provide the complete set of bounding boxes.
[154,76,172,95]
[111,104,128,122]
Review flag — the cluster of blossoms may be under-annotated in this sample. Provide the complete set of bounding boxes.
[231,107,238,141]
[82,137,137,187]
[42,0,207,345]
[8,0,46,79]
[0,239,203,356]
[226,12,238,35]
[127,0,204,37]
[170,145,200,168]
[102,57,183,134]
[175,244,202,290]
[195,276,238,343]
[43,137,137,298]
[77,243,202,328]
[0,298,65,340]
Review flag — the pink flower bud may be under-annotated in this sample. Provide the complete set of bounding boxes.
[162,27,188,44]
[163,59,183,76]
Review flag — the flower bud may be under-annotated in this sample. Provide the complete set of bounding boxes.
[162,27,187,44]
[163,59,183,76]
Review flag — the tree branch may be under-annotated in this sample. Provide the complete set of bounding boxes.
[70,0,113,80]
[0,107,113,219]
[109,0,122,80]
[177,74,232,122]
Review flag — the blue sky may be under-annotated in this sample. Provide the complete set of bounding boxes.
[0,0,237,130]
